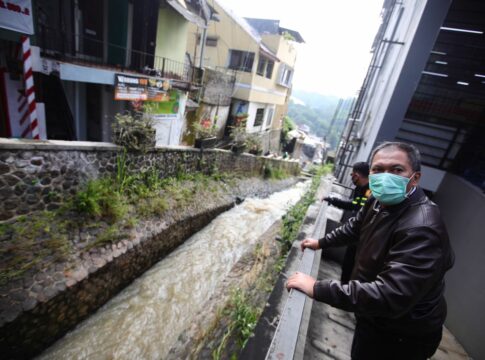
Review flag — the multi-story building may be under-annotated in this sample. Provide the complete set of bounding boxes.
[0,0,206,145]
[186,0,304,152]
[335,1,485,358]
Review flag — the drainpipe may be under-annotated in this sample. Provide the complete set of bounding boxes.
[199,26,207,68]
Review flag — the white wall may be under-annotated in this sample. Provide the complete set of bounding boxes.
[247,102,276,133]
[419,165,445,192]
[153,92,188,146]
[433,174,485,360]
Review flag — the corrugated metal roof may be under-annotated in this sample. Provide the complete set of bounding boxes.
[167,0,206,27]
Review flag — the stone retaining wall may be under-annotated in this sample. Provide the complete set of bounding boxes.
[0,139,299,222]
[0,138,301,358]
[0,176,300,358]
[0,203,233,359]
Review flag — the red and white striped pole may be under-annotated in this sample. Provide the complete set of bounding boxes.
[21,35,39,140]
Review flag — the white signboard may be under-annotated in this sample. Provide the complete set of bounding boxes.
[152,114,181,146]
[0,0,34,35]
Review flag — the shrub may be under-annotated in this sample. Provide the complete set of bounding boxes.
[112,111,155,152]
[193,118,218,139]
[72,179,127,223]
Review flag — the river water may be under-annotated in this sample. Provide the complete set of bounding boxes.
[37,181,309,360]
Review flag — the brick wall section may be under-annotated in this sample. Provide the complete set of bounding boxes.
[0,139,299,222]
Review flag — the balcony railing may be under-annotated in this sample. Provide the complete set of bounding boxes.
[36,26,203,86]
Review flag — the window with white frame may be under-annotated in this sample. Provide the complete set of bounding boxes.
[265,108,274,128]
[277,64,293,87]
[254,108,265,127]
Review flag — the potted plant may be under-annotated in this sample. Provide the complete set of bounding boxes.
[193,118,218,149]
[234,112,249,125]
[245,133,263,156]
[230,120,248,155]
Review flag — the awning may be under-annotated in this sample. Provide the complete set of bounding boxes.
[166,0,206,28]
[185,98,200,109]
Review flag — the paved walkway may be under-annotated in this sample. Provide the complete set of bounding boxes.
[303,258,470,360]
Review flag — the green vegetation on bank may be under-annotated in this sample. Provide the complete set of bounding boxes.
[279,164,332,253]
[0,167,233,286]
[280,115,296,151]
[263,164,290,180]
[210,164,333,359]
[0,154,296,286]
[212,289,259,360]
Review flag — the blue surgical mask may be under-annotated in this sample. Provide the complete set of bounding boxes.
[369,172,414,205]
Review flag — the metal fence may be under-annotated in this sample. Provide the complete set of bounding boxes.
[36,26,203,85]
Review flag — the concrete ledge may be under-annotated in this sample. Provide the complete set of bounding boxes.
[0,139,299,163]
[241,177,332,359]
[0,138,120,151]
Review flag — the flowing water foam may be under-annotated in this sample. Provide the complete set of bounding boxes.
[38,181,309,360]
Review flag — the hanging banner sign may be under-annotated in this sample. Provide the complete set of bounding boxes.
[0,0,34,35]
[114,74,148,101]
[114,74,172,102]
[147,77,171,102]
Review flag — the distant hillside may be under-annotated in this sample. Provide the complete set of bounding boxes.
[288,90,354,150]
[291,89,341,111]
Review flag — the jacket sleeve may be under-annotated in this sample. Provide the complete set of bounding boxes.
[313,227,446,318]
[318,203,365,249]
[328,197,361,211]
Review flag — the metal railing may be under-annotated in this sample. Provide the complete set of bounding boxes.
[36,26,203,85]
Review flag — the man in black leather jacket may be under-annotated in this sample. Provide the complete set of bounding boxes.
[287,142,454,360]
[324,162,370,283]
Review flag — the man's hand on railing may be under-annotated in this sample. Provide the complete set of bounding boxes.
[323,196,336,205]
[300,238,320,252]
[286,272,315,298]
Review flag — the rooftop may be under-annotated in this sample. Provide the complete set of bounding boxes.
[244,18,305,43]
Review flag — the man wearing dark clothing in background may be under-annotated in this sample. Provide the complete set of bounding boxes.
[324,162,370,283]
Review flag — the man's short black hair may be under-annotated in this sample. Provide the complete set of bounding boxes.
[352,162,369,177]
[370,141,421,172]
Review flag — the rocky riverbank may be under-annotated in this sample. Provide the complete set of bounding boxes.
[0,175,300,359]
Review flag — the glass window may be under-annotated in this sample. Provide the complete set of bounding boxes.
[228,50,255,72]
[254,108,265,127]
[265,61,274,79]
[257,57,266,76]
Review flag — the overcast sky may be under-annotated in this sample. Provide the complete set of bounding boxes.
[218,0,384,98]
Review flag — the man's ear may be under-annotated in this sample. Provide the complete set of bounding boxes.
[411,172,421,186]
